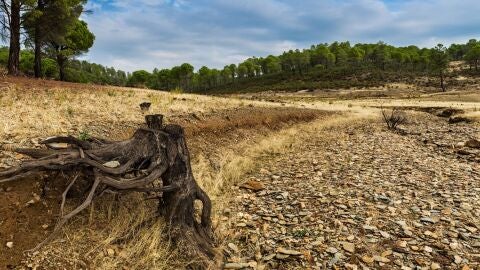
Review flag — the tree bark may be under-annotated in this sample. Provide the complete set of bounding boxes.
[34,0,45,78]
[57,53,66,81]
[7,0,21,76]
[440,70,446,92]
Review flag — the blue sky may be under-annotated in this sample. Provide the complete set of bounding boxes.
[82,0,480,72]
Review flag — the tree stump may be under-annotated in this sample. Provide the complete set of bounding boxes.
[140,102,152,112]
[0,114,214,263]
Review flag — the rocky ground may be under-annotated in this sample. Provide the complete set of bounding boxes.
[222,112,480,269]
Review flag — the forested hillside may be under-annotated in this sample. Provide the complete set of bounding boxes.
[127,39,480,93]
[0,47,128,85]
[3,39,479,93]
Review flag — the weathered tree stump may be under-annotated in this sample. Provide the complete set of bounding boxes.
[140,102,152,112]
[0,114,214,263]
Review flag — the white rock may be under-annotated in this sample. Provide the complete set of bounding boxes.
[277,247,302,256]
[106,248,115,257]
[460,203,472,210]
[363,224,377,231]
[345,263,358,270]
[420,217,436,224]
[326,247,338,254]
[6,242,13,248]
[454,255,462,264]
[224,262,251,269]
[275,253,290,260]
[373,256,390,263]
[25,199,36,206]
[396,220,408,227]
[103,161,121,168]
[228,243,239,253]
[342,242,355,253]
[262,254,275,261]
[380,231,391,238]
[46,142,69,149]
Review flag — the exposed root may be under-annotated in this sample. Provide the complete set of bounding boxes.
[0,115,215,266]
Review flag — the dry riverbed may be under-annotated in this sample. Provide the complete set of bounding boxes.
[221,112,479,270]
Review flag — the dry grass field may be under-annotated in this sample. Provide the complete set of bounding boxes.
[0,77,479,269]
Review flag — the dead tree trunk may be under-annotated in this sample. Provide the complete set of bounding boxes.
[0,114,214,263]
[7,0,21,76]
[440,70,446,92]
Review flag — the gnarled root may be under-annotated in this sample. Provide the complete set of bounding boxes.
[0,114,215,265]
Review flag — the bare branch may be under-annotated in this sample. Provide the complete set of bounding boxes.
[381,107,407,130]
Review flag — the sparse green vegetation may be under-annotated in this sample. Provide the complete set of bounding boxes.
[78,130,90,141]
[292,229,309,238]
[107,90,117,97]
[66,106,74,117]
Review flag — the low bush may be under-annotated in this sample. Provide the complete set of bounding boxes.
[382,107,407,130]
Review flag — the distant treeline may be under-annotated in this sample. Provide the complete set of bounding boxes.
[128,39,480,92]
[1,39,479,92]
[0,47,128,86]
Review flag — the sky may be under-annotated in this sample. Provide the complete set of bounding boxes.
[82,0,480,72]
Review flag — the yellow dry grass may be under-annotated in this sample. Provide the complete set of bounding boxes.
[0,82,274,142]
[233,84,480,115]
[266,88,480,122]
[90,194,180,270]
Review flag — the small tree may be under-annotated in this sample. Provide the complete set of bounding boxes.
[48,19,94,81]
[127,70,152,87]
[382,107,406,130]
[373,42,391,70]
[24,0,86,78]
[0,0,36,75]
[465,44,480,71]
[430,44,449,91]
[227,64,236,83]
[179,63,193,91]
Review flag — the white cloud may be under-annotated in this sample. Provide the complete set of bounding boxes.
[82,0,480,72]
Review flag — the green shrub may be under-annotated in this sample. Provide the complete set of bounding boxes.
[0,47,8,66]
[171,87,184,94]
[42,58,59,78]
[127,70,152,87]
[64,67,88,83]
[78,130,90,141]
[19,50,35,75]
